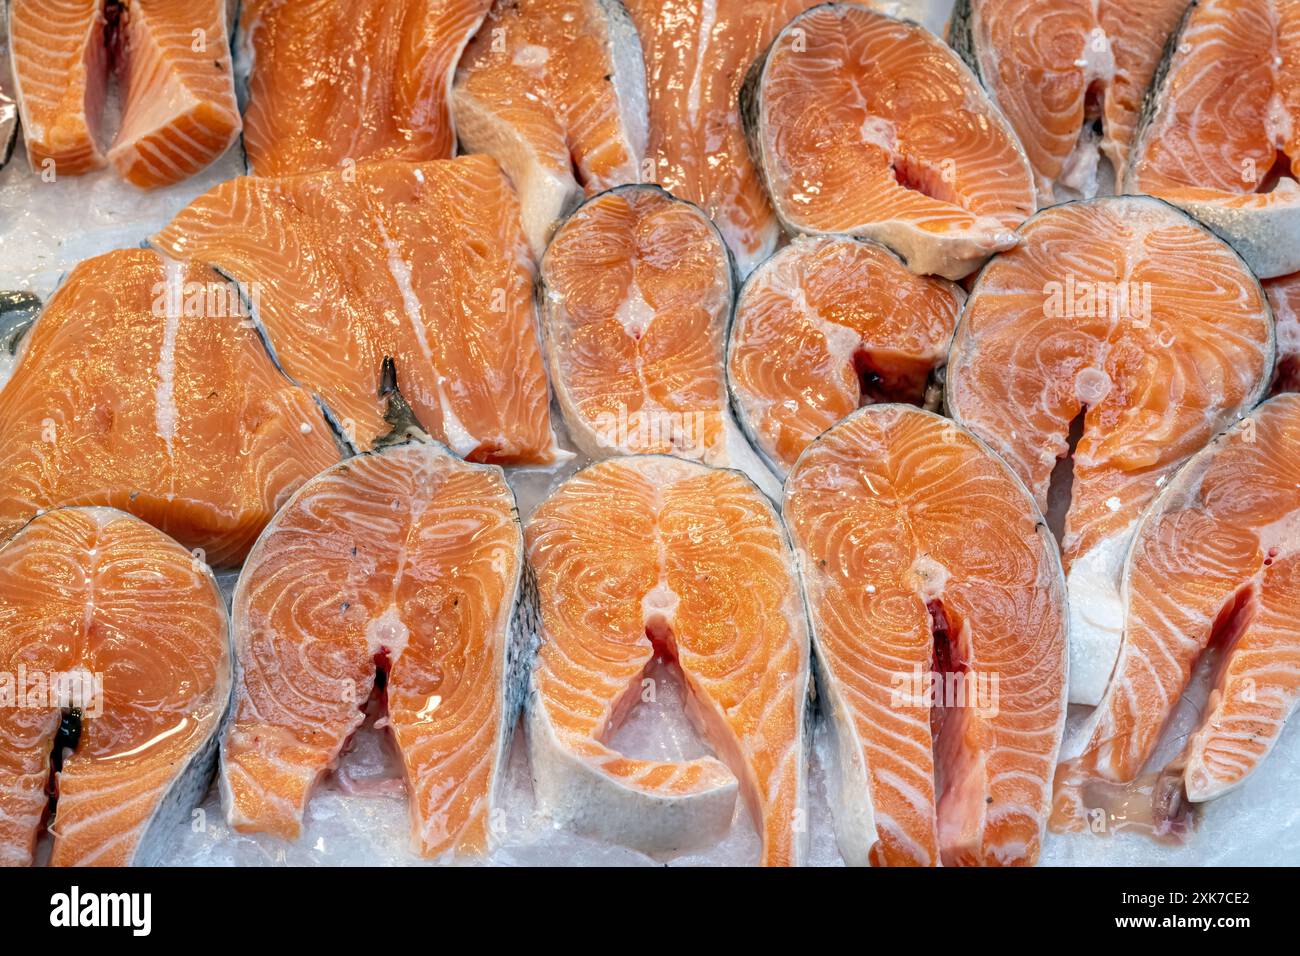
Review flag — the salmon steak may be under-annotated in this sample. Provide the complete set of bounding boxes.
[740,3,1034,280]
[622,0,824,276]
[152,156,561,463]
[783,405,1068,866]
[9,0,240,185]
[539,184,776,496]
[0,506,231,867]
[220,441,526,859]
[239,0,491,176]
[0,248,339,567]
[453,0,646,257]
[950,0,1187,204]
[1266,272,1300,393]
[1055,394,1300,823]
[727,235,962,478]
[945,197,1274,706]
[524,455,811,865]
[1125,0,1300,279]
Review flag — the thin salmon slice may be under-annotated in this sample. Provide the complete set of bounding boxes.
[740,4,1034,280]
[240,0,491,176]
[1056,394,1300,822]
[107,0,241,187]
[1265,272,1300,393]
[152,156,560,463]
[0,248,339,567]
[453,0,646,256]
[539,184,776,495]
[784,406,1066,866]
[220,442,524,859]
[951,0,1186,204]
[525,455,811,864]
[1125,0,1300,279]
[727,235,962,478]
[0,506,231,867]
[8,0,108,175]
[622,0,824,276]
[946,196,1274,706]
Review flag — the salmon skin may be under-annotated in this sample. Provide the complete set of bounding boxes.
[539,183,779,497]
[1,8,21,167]
[239,0,491,176]
[784,405,1068,866]
[0,506,232,867]
[152,155,562,464]
[1266,272,1300,393]
[1055,394,1300,822]
[220,441,527,859]
[1125,0,1300,279]
[740,3,1034,280]
[0,248,340,567]
[524,455,812,865]
[8,0,240,185]
[950,0,1187,205]
[453,0,647,257]
[945,196,1274,706]
[622,0,826,276]
[727,234,962,478]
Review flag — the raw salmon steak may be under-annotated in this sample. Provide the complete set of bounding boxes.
[1056,394,1300,820]
[453,0,646,256]
[622,0,825,276]
[784,405,1067,866]
[950,0,1187,204]
[220,441,525,859]
[240,0,491,176]
[945,196,1274,705]
[525,455,811,865]
[107,0,242,187]
[152,156,561,463]
[727,235,962,478]
[540,184,776,496]
[1266,272,1300,393]
[0,248,339,567]
[1125,0,1300,279]
[8,0,107,175]
[0,506,231,867]
[740,3,1034,280]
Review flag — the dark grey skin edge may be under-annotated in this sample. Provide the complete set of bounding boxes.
[947,0,980,80]
[0,289,40,354]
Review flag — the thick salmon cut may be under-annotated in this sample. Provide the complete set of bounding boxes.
[539,184,776,495]
[240,0,491,176]
[0,248,339,567]
[727,235,961,478]
[1055,394,1300,820]
[220,442,524,859]
[946,196,1274,706]
[0,506,231,867]
[453,0,646,257]
[8,0,108,175]
[951,0,1187,205]
[740,4,1034,280]
[1125,0,1300,279]
[784,405,1067,866]
[107,0,241,187]
[622,0,824,276]
[1265,272,1300,393]
[525,455,811,865]
[153,156,561,463]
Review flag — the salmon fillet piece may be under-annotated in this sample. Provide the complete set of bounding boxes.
[946,196,1274,705]
[153,156,561,463]
[453,0,646,256]
[240,0,491,176]
[785,405,1068,866]
[220,442,524,859]
[0,248,339,567]
[0,507,231,867]
[1266,272,1300,394]
[1056,394,1300,819]
[525,456,811,865]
